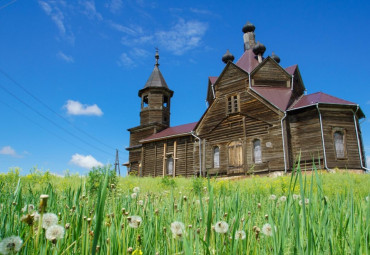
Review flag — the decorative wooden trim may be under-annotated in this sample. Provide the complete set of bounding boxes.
[173,140,177,177]
[162,142,167,177]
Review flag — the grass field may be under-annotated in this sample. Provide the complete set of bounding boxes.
[0,165,369,254]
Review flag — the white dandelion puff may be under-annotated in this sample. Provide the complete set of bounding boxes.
[131,193,137,199]
[366,196,369,202]
[138,200,144,206]
[127,216,142,228]
[214,221,229,234]
[171,221,185,238]
[279,196,287,202]
[269,194,277,200]
[42,213,58,229]
[0,236,23,254]
[45,225,65,241]
[235,230,246,240]
[299,198,309,206]
[133,187,140,193]
[292,194,300,200]
[262,223,273,236]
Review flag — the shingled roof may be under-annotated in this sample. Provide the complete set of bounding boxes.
[143,65,168,89]
[235,49,260,73]
[140,122,198,143]
[253,87,293,111]
[289,92,356,110]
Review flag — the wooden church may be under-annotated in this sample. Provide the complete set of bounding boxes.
[125,22,367,177]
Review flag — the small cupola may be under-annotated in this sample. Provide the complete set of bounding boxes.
[271,52,281,63]
[242,21,256,51]
[253,41,266,63]
[222,49,235,64]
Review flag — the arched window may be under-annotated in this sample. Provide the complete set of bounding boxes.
[253,139,262,164]
[228,141,242,167]
[167,157,174,175]
[334,131,345,158]
[213,147,220,168]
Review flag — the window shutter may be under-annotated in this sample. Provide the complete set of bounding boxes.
[253,140,262,164]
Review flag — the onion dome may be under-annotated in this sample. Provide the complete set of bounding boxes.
[271,52,280,63]
[253,41,266,56]
[222,49,235,64]
[242,21,255,33]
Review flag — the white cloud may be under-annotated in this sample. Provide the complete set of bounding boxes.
[0,146,17,156]
[117,53,134,67]
[64,100,103,116]
[70,153,103,169]
[109,21,138,35]
[155,19,208,55]
[132,48,149,57]
[105,0,123,13]
[57,51,74,63]
[38,0,75,44]
[79,0,103,21]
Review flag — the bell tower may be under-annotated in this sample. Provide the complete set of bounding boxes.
[126,50,174,175]
[138,50,173,126]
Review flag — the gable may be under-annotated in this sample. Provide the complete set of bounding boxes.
[214,63,249,95]
[251,58,291,88]
[196,89,280,136]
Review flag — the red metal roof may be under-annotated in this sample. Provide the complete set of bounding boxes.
[140,122,198,142]
[253,87,292,111]
[209,76,218,84]
[235,49,260,73]
[289,92,356,110]
[285,65,297,75]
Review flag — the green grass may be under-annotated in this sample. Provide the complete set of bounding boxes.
[0,165,369,254]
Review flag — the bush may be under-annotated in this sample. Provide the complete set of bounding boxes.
[87,165,117,194]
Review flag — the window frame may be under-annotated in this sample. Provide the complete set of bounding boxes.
[252,139,262,164]
[332,128,347,160]
[213,146,220,168]
[166,155,174,176]
[226,94,240,114]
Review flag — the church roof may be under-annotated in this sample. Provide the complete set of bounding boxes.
[235,49,260,73]
[143,65,169,89]
[140,122,198,143]
[289,92,356,110]
[252,87,293,111]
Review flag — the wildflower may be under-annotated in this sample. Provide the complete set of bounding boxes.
[299,198,309,206]
[170,221,185,238]
[279,196,287,202]
[45,225,65,241]
[32,212,40,222]
[127,216,142,228]
[132,248,143,255]
[235,230,246,240]
[262,223,273,236]
[20,214,34,226]
[131,193,137,199]
[42,213,58,229]
[366,196,369,202]
[269,194,277,200]
[214,221,229,234]
[133,187,140,193]
[0,236,23,254]
[138,200,144,206]
[292,194,300,200]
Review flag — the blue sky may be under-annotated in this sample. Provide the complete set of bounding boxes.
[1,0,370,175]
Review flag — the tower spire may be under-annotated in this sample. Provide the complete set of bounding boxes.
[155,48,159,67]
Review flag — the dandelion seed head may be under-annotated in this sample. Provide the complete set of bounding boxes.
[279,196,287,202]
[262,223,273,236]
[131,193,137,199]
[128,216,142,228]
[42,213,58,229]
[235,230,246,240]
[293,194,300,200]
[133,187,140,193]
[0,236,23,254]
[214,221,229,234]
[45,225,65,241]
[269,194,277,200]
[170,221,185,238]
[299,198,309,206]
[138,200,144,206]
[366,196,369,202]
